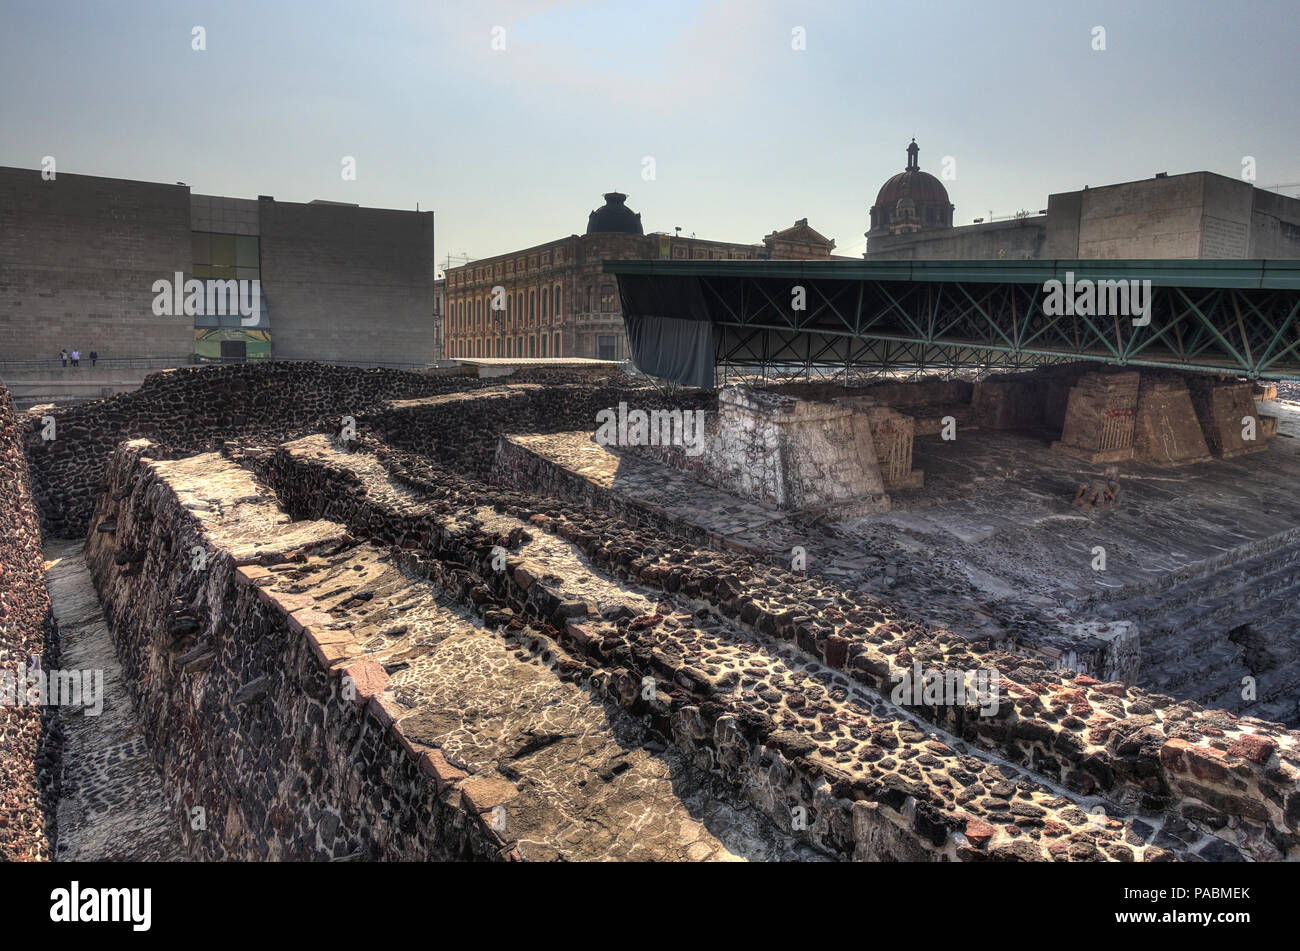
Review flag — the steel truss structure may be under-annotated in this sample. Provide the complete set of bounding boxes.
[605,259,1300,382]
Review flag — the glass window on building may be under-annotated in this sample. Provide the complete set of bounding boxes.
[598,335,616,360]
[191,231,267,362]
[554,332,561,357]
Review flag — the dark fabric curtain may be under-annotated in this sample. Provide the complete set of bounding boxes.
[619,275,715,388]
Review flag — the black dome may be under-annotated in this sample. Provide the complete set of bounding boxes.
[587,192,643,235]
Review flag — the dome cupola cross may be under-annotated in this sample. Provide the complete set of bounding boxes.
[867,139,955,238]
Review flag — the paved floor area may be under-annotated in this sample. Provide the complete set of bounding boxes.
[45,540,186,861]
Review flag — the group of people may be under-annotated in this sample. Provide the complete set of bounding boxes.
[58,349,98,367]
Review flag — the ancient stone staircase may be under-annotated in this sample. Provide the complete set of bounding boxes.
[1092,529,1300,724]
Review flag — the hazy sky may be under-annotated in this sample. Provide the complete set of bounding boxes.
[3,0,1298,272]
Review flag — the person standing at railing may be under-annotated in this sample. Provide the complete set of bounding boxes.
[60,349,68,368]
[71,349,80,367]
[89,350,98,367]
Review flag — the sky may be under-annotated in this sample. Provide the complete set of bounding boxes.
[3,0,1298,273]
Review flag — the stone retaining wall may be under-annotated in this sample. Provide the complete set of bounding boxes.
[0,386,58,861]
[22,362,488,538]
[252,428,1300,860]
[83,442,514,860]
[27,365,1300,862]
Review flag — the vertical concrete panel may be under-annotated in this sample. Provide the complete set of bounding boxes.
[259,200,434,364]
[1043,191,1082,258]
[0,167,194,360]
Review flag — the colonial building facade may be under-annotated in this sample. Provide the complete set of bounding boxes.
[443,193,836,361]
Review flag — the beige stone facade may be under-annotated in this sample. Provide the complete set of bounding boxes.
[442,198,835,361]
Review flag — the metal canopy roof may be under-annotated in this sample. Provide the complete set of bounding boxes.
[604,258,1300,290]
[604,258,1300,381]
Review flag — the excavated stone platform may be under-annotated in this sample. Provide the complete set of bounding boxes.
[499,400,1300,725]
[27,366,1298,863]
[44,540,185,861]
[240,433,1289,862]
[88,444,818,861]
[237,537,818,862]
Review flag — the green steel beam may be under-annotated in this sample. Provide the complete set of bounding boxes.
[613,261,1300,380]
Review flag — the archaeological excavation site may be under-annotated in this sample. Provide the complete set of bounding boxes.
[2,359,1299,864]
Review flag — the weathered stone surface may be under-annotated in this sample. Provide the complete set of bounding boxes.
[7,362,1299,863]
[0,389,57,861]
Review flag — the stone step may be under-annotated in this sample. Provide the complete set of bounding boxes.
[1100,527,1300,605]
[1141,640,1247,695]
[1116,547,1300,628]
[245,433,1195,862]
[92,447,823,862]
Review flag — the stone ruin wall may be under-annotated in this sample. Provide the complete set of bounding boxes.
[635,386,916,512]
[247,433,1299,860]
[293,388,1300,858]
[20,362,484,539]
[1189,378,1269,458]
[1056,372,1142,463]
[0,389,58,861]
[83,442,509,860]
[968,364,1274,468]
[7,364,1300,862]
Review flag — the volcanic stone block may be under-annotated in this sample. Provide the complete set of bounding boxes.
[971,378,1042,431]
[971,368,1082,435]
[865,405,923,490]
[1053,372,1141,463]
[1188,379,1269,458]
[1132,376,1211,466]
[709,387,889,512]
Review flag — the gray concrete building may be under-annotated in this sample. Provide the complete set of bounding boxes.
[0,166,436,364]
[865,166,1300,261]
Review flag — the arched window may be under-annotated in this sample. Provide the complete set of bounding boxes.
[516,293,523,323]
[506,294,512,325]
[541,287,549,321]
[540,334,548,357]
[529,291,535,322]
[554,285,562,319]
[475,299,482,325]
[529,336,536,358]
[585,286,592,312]
[554,332,561,357]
